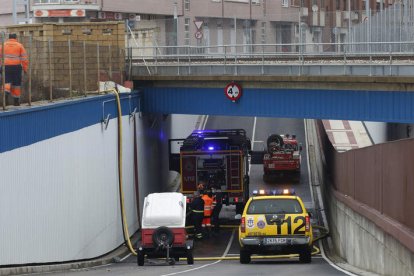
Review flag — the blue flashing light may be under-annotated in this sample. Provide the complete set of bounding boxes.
[208,146,215,150]
[253,188,296,196]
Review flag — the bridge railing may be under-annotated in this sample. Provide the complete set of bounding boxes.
[127,41,414,77]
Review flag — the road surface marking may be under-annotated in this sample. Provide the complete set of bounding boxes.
[161,228,235,276]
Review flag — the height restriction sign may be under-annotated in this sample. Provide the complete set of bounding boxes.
[224,82,242,102]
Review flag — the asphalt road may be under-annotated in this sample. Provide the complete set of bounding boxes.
[48,116,349,276]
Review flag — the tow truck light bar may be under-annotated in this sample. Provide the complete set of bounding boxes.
[252,188,295,196]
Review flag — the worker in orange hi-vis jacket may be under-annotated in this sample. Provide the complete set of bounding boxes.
[0,33,29,106]
[201,190,214,238]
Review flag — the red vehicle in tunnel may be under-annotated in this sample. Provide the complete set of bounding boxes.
[263,134,302,182]
[170,129,251,214]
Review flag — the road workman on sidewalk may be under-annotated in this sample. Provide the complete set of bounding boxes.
[0,33,29,106]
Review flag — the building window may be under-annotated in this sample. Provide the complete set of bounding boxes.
[282,0,289,7]
[185,0,190,11]
[261,22,266,44]
[184,18,190,45]
[33,0,60,3]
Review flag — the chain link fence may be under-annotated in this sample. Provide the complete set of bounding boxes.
[1,34,124,109]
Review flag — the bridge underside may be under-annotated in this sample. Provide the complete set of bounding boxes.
[135,76,414,123]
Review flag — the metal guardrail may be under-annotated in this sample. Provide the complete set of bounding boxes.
[127,42,414,77]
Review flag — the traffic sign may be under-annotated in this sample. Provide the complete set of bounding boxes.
[194,20,203,30]
[224,82,242,102]
[195,31,203,39]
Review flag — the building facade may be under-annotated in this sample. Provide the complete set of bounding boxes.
[0,0,401,54]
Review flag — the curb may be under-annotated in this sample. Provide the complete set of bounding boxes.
[0,234,139,276]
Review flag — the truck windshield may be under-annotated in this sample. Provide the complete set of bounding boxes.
[247,199,303,214]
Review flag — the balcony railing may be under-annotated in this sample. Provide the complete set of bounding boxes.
[33,0,98,5]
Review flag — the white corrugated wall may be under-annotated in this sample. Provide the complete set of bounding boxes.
[0,115,146,265]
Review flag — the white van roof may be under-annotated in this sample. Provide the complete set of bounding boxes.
[142,192,187,229]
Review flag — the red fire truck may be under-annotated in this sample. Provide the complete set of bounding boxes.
[170,129,251,214]
[263,134,302,182]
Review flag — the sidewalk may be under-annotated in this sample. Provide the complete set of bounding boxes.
[323,120,373,152]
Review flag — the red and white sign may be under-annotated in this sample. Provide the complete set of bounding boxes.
[224,82,242,102]
[195,31,203,39]
[34,9,85,17]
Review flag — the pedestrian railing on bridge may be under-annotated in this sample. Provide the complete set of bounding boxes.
[127,41,414,77]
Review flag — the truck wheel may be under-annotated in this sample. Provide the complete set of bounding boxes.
[299,246,312,263]
[137,250,145,266]
[187,249,194,265]
[152,226,174,248]
[240,248,251,264]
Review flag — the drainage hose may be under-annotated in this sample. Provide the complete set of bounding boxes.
[112,89,137,256]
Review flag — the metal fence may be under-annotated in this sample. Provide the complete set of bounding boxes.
[351,2,414,52]
[1,34,124,110]
[127,7,414,55]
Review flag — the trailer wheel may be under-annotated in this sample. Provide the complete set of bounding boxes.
[152,226,174,248]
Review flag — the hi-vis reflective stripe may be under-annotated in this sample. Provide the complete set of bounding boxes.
[4,54,26,61]
[192,210,204,213]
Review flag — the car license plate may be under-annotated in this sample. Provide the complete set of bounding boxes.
[264,238,286,245]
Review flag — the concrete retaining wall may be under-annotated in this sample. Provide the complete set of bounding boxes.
[313,120,414,276]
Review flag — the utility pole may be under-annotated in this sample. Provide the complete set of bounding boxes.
[173,1,178,53]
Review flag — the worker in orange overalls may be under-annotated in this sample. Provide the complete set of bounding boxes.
[0,33,29,106]
[201,190,214,238]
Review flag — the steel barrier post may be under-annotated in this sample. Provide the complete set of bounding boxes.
[83,41,87,96]
[109,44,112,80]
[261,44,264,75]
[343,45,347,75]
[97,42,100,92]
[388,43,392,76]
[188,45,191,75]
[119,48,123,84]
[68,39,72,98]
[28,35,32,106]
[234,47,238,76]
[224,45,227,74]
[1,32,5,110]
[177,46,180,76]
[48,38,53,102]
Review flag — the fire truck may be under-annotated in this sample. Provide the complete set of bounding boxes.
[263,134,302,182]
[169,129,251,214]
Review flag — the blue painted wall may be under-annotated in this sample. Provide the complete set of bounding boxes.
[0,93,139,154]
[142,87,414,123]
